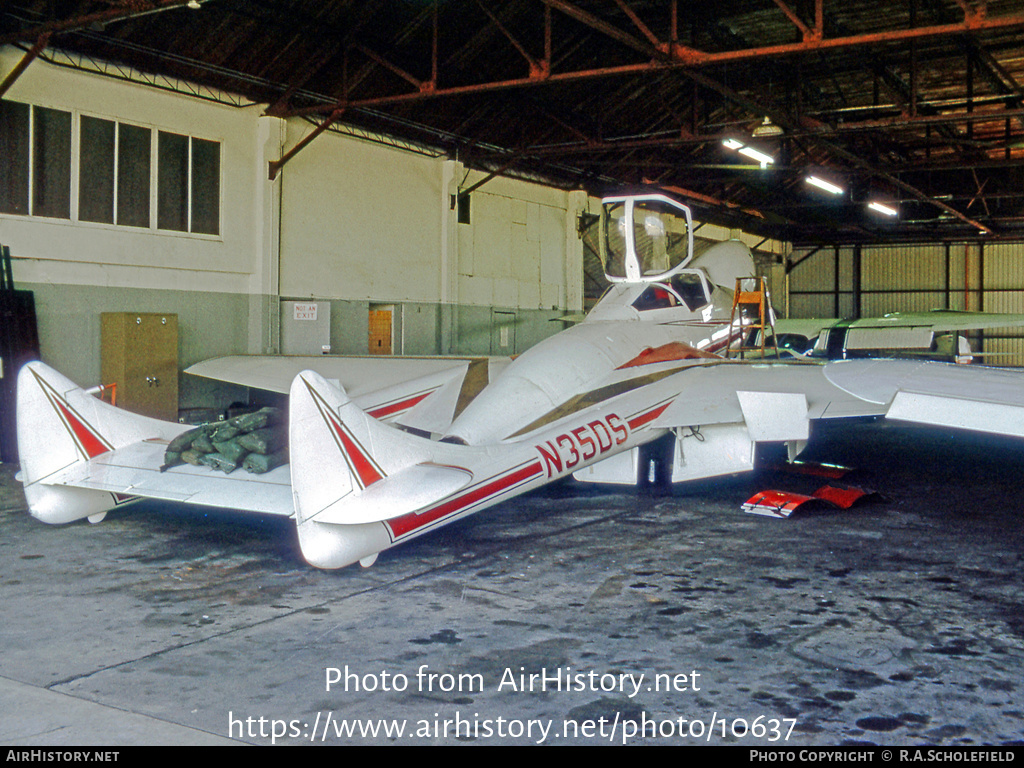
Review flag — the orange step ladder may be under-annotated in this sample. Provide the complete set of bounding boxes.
[726,276,779,359]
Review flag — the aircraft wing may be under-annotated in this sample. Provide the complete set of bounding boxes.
[644,357,1024,435]
[776,310,1024,337]
[824,358,1024,437]
[845,310,1024,332]
[647,360,885,428]
[186,355,496,396]
[186,354,512,436]
[775,310,1024,359]
[575,355,1024,486]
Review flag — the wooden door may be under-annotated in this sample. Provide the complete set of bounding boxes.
[368,309,392,355]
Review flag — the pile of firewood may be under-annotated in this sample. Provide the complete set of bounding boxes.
[161,407,287,474]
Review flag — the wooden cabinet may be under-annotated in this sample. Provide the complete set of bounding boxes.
[101,312,179,421]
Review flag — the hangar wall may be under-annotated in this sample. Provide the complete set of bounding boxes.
[0,49,587,412]
[788,242,1024,364]
[277,126,585,357]
[0,47,793,421]
[0,48,278,409]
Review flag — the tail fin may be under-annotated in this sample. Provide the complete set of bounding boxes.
[288,370,478,569]
[16,361,181,524]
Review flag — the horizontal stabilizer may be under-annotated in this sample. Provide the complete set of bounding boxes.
[18,361,295,518]
[313,463,473,525]
[49,438,294,517]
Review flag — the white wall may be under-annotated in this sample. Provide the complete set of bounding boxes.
[0,48,271,298]
[454,170,583,311]
[277,131,585,312]
[278,127,444,303]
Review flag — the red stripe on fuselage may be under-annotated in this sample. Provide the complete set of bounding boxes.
[617,341,720,369]
[368,390,433,419]
[627,402,672,430]
[385,461,543,539]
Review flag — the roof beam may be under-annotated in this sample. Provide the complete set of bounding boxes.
[351,43,431,92]
[0,0,200,46]
[771,0,823,42]
[666,4,1022,65]
[0,33,49,98]
[469,105,1024,162]
[539,0,654,58]
[283,7,1024,118]
[268,109,345,181]
[611,0,662,48]
[474,0,548,78]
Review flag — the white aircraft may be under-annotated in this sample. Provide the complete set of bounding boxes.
[17,194,1024,569]
[774,311,1024,363]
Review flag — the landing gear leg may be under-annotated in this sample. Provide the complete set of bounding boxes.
[638,433,675,495]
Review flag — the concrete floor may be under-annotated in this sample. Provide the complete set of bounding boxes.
[1,419,1023,746]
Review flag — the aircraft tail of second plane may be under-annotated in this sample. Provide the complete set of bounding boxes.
[287,369,527,568]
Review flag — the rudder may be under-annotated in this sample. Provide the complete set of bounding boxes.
[16,361,184,524]
[288,370,478,569]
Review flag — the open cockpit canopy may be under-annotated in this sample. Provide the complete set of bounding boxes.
[600,195,694,283]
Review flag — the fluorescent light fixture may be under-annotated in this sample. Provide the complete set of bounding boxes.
[806,175,844,195]
[868,201,898,217]
[723,137,774,167]
[738,146,775,166]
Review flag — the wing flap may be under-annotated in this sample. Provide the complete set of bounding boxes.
[825,359,1024,437]
[887,391,1024,437]
[736,390,809,442]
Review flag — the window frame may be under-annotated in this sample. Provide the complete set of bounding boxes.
[0,99,223,239]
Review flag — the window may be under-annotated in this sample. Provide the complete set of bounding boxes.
[118,124,151,228]
[158,130,220,235]
[0,100,29,215]
[32,106,71,219]
[0,101,71,219]
[157,130,188,231]
[78,117,151,228]
[0,99,219,236]
[79,115,115,224]
[190,137,220,235]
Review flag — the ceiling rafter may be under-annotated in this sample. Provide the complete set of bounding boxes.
[5,0,1024,243]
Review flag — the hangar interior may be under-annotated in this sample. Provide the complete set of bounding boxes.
[4,0,1024,420]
